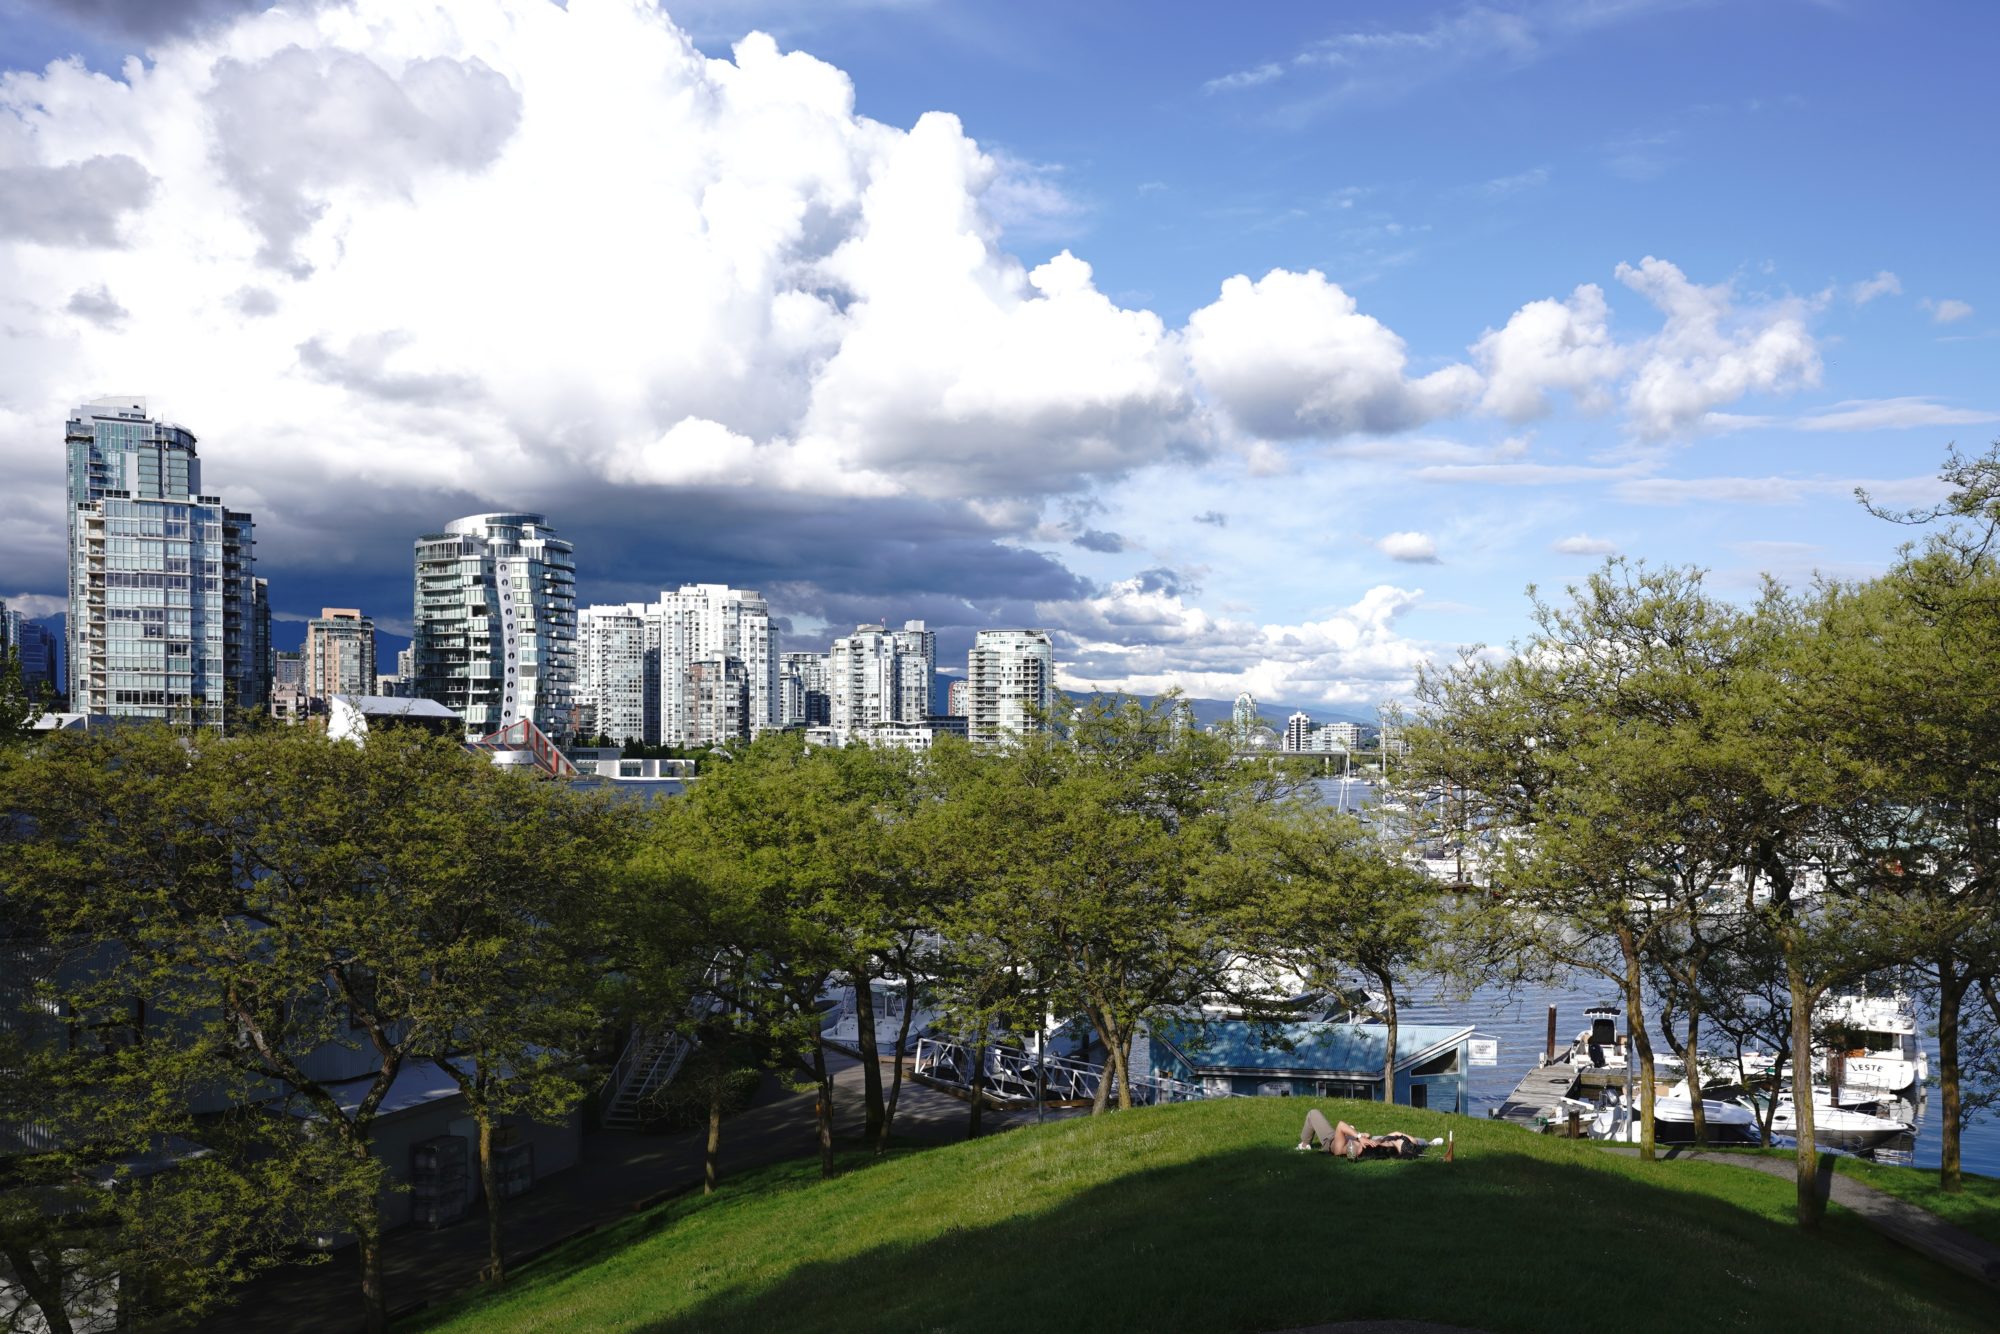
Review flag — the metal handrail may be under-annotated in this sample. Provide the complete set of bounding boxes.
[912,1037,1214,1107]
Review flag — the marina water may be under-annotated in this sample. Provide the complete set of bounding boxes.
[1308,778,2000,1178]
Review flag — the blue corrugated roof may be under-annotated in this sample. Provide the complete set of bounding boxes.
[1157,1018,1471,1076]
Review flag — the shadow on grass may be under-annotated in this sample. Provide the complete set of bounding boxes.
[626,1143,1996,1334]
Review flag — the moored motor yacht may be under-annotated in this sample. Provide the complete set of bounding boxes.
[1764,1096,1911,1150]
[1588,1085,1761,1144]
[1816,992,1928,1096]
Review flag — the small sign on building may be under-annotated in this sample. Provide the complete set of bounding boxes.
[1468,1038,1499,1067]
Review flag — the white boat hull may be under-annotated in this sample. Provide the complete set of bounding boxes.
[1768,1101,1909,1147]
[1590,1098,1759,1143]
[1835,1056,1920,1094]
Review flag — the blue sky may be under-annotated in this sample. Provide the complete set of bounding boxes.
[1,0,1993,704]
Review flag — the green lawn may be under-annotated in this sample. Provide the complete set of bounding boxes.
[408,1099,1999,1334]
[1831,1157,2000,1248]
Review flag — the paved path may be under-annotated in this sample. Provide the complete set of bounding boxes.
[213,1054,1038,1332]
[1606,1146,2000,1292]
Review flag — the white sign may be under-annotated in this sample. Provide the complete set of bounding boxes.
[1468,1039,1499,1067]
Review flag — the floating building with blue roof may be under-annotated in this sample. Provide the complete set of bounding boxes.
[1140,1019,1475,1110]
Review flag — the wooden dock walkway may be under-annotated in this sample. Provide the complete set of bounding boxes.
[1493,1061,1580,1129]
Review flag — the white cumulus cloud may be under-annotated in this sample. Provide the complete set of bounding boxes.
[1051,579,1437,708]
[1615,256,1821,440]
[1923,297,1974,325]
[1376,530,1440,563]
[1552,533,1618,556]
[1849,271,1901,304]
[0,0,1205,599]
[1185,268,1480,441]
[1472,282,1623,421]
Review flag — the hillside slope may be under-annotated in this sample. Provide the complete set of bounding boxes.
[411,1098,1996,1333]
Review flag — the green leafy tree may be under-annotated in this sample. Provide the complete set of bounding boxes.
[0,649,41,749]
[1844,444,2000,1192]
[1404,562,1792,1159]
[1,725,611,1329]
[399,766,634,1283]
[630,733,897,1177]
[612,796,783,1194]
[964,695,1277,1113]
[1233,800,1447,1104]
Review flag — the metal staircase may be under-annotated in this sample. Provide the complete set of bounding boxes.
[600,1028,695,1130]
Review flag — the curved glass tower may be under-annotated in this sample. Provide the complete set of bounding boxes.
[412,513,576,740]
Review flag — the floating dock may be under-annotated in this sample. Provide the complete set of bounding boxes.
[1494,1061,1582,1130]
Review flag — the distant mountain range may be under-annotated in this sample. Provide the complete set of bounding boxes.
[1066,690,1377,731]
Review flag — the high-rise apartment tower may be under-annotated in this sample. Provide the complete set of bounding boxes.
[577,604,647,743]
[63,398,265,727]
[574,584,775,746]
[412,513,577,739]
[305,607,376,700]
[965,629,1053,748]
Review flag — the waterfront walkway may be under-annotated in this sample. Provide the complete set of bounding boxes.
[215,1054,1037,1332]
[1608,1146,2000,1292]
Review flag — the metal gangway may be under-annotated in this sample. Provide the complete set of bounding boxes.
[599,1028,695,1130]
[911,1036,1211,1108]
[600,960,734,1130]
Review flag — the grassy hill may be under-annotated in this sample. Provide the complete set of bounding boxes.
[409,1098,1997,1333]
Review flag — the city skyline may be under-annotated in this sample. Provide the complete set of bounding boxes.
[2,2,1992,708]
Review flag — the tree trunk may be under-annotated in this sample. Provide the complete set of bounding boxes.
[1619,928,1656,1162]
[966,1035,987,1140]
[851,974,886,1148]
[357,1210,388,1334]
[1379,975,1399,1106]
[1088,1013,1116,1116]
[1684,1003,1706,1148]
[0,1240,75,1334]
[1035,1002,1048,1123]
[1758,1025,1790,1146]
[705,1090,723,1195]
[476,1102,505,1284]
[811,1035,836,1178]
[1109,1031,1135,1111]
[1937,955,1965,1195]
[881,982,919,1151]
[1785,957,1822,1229]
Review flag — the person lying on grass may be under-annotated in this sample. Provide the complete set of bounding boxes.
[1296,1108,1433,1159]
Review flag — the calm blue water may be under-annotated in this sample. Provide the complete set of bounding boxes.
[1306,779,2000,1178]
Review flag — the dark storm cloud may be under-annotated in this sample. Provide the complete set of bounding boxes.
[241,476,1095,672]
[35,0,272,41]
[1132,566,1196,597]
[1071,527,1127,553]
[231,286,279,317]
[297,334,485,406]
[65,284,128,327]
[0,156,155,248]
